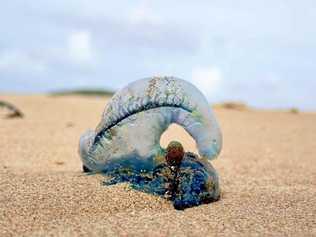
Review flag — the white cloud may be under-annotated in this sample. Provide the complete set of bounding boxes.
[129,2,161,25]
[68,30,93,63]
[0,50,47,73]
[191,66,223,97]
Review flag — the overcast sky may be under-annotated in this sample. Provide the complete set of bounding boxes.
[0,1,315,110]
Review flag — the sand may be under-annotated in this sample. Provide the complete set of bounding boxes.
[0,95,315,236]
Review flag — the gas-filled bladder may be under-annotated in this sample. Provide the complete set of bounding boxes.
[79,76,222,209]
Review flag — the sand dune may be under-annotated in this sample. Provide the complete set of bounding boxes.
[0,95,315,236]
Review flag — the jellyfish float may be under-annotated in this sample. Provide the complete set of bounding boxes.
[79,77,222,209]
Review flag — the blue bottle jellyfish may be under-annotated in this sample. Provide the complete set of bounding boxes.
[79,76,222,209]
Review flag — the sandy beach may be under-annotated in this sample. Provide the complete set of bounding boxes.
[0,95,315,236]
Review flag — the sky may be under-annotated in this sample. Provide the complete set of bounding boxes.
[0,1,315,110]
